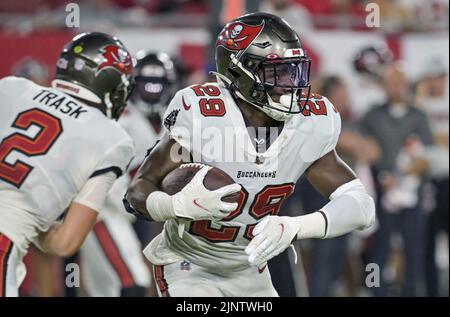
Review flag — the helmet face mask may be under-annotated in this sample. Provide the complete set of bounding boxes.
[258,56,311,115]
[131,52,178,119]
[106,74,135,119]
[215,13,311,121]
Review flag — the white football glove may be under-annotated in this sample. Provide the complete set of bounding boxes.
[245,215,301,267]
[172,165,241,221]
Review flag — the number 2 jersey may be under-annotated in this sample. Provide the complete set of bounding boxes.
[0,76,135,253]
[144,82,341,272]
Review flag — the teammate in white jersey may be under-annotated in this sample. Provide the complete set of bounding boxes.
[0,32,135,297]
[79,52,178,296]
[125,13,376,297]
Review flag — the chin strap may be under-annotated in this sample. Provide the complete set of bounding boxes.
[104,93,113,119]
[210,71,233,87]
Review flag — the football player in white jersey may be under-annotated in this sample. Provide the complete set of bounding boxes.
[79,52,178,297]
[124,13,376,297]
[0,32,135,297]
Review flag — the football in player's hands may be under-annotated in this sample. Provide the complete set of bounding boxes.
[161,163,241,204]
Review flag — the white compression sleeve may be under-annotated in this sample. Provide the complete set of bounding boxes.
[73,171,117,213]
[321,179,376,238]
[296,212,327,239]
[295,179,375,240]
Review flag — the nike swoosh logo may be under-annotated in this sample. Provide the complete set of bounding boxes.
[277,223,285,242]
[193,199,210,212]
[182,96,191,111]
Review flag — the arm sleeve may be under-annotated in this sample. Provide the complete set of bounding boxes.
[73,171,117,213]
[321,179,376,238]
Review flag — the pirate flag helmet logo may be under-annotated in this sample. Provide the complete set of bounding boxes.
[217,21,264,51]
[96,44,132,76]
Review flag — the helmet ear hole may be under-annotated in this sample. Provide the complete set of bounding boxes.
[242,57,258,70]
[251,83,266,100]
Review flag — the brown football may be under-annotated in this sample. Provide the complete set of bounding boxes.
[160,163,240,203]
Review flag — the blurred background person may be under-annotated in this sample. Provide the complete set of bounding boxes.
[361,64,434,296]
[297,75,380,297]
[11,57,50,86]
[415,57,449,297]
[127,51,180,248]
[350,45,393,121]
[259,0,313,31]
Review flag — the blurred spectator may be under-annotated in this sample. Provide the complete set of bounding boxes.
[206,0,260,77]
[11,57,50,86]
[67,0,121,31]
[259,0,313,31]
[326,75,381,168]
[299,75,380,296]
[360,64,434,296]
[350,44,393,120]
[415,57,449,296]
[7,0,123,33]
[296,0,366,29]
[399,0,449,31]
[373,0,412,33]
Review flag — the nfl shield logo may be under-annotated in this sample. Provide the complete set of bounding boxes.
[180,261,191,271]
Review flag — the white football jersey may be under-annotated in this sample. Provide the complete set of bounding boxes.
[0,76,135,252]
[144,82,341,272]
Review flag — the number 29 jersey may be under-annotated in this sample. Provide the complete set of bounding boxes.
[145,82,341,272]
[0,76,135,253]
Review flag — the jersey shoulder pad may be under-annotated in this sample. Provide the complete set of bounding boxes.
[0,75,28,87]
[162,85,197,130]
[0,76,34,98]
[0,76,18,115]
[296,95,341,162]
[162,82,229,130]
[161,84,215,151]
[90,120,136,178]
[162,82,232,151]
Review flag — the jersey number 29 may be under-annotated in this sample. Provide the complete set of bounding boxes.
[189,183,295,242]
